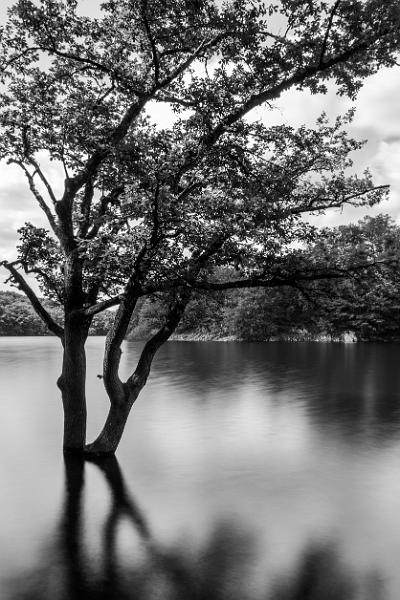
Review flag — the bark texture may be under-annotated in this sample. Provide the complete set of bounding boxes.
[58,313,90,451]
[59,254,91,451]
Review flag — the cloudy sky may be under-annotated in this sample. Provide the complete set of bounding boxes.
[0,2,400,291]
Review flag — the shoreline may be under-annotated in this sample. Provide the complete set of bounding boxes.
[0,333,393,343]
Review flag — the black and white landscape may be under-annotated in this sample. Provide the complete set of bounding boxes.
[1,1,400,598]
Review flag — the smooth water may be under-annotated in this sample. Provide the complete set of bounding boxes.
[1,338,400,600]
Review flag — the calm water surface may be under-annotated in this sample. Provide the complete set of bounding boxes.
[1,338,400,599]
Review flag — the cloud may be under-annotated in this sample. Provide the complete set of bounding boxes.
[146,101,182,129]
[351,67,400,140]
[371,141,400,219]
[0,222,20,255]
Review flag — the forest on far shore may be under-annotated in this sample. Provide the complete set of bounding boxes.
[2,215,400,343]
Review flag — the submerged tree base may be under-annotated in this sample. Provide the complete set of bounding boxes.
[62,445,119,457]
[83,445,117,458]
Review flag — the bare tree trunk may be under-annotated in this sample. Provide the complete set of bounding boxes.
[58,313,90,452]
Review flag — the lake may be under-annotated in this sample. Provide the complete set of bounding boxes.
[1,337,400,599]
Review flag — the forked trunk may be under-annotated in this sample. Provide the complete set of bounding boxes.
[86,295,140,455]
[87,292,190,455]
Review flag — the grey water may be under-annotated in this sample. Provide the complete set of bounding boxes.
[1,338,400,599]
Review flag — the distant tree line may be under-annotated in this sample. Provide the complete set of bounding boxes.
[2,216,400,342]
[129,215,400,343]
[0,291,112,336]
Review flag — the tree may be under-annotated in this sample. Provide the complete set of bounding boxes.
[0,0,399,454]
[300,215,400,341]
[217,215,400,342]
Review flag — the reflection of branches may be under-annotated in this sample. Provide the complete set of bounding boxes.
[62,455,87,599]
[4,457,386,600]
[85,455,152,599]
[87,454,151,539]
[268,543,386,600]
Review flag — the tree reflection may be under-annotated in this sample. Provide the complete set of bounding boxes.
[269,545,357,600]
[61,455,86,598]
[6,456,385,600]
[270,543,387,600]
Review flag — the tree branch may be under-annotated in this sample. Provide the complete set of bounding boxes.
[86,185,125,239]
[154,92,197,108]
[191,261,389,291]
[42,44,142,95]
[125,290,190,393]
[319,1,342,66]
[143,256,391,295]
[26,155,58,206]
[149,180,161,247]
[102,291,141,406]
[177,181,202,202]
[289,184,390,215]
[171,35,382,185]
[83,295,124,317]
[8,159,59,236]
[92,79,116,110]
[157,32,226,89]
[24,266,64,304]
[79,177,95,237]
[0,260,64,340]
[141,0,160,85]
[55,31,225,208]
[260,31,298,48]
[20,125,58,206]
[203,40,372,148]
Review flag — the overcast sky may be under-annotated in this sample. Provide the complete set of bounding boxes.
[1,2,400,291]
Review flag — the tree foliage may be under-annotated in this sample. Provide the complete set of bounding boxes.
[123,216,400,342]
[304,215,400,341]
